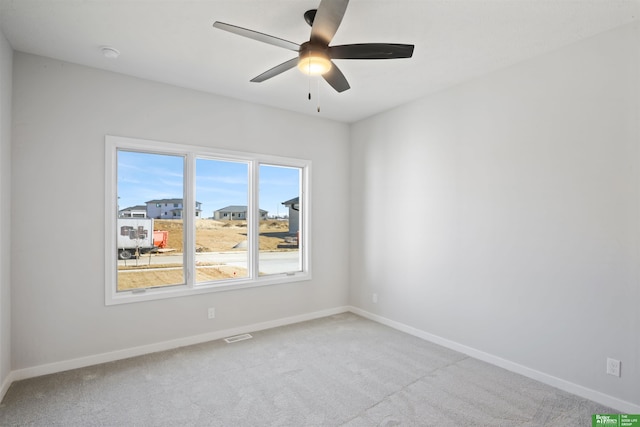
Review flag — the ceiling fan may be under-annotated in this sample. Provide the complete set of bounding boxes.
[212,0,414,93]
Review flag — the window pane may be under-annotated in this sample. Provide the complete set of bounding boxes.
[259,164,302,276]
[116,150,185,291]
[195,158,249,284]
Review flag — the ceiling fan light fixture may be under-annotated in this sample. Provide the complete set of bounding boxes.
[297,43,331,76]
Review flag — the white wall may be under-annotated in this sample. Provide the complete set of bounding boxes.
[0,21,12,394]
[350,22,640,409]
[10,53,350,370]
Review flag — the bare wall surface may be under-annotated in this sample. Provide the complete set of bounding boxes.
[349,22,640,407]
[0,23,12,392]
[10,53,350,370]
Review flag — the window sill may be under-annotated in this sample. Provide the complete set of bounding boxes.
[105,272,312,306]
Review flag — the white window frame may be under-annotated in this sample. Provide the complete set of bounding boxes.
[105,135,311,305]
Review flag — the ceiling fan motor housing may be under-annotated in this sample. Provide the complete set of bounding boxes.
[304,9,317,27]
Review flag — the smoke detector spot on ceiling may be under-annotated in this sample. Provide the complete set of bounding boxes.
[101,46,120,59]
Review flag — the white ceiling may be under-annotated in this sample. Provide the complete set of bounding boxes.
[0,0,638,123]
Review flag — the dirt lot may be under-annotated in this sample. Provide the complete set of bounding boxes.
[118,265,245,290]
[117,219,295,291]
[155,219,292,252]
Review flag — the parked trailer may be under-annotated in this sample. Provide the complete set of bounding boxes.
[153,230,168,249]
[117,218,156,260]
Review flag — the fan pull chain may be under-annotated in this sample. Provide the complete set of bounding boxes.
[307,58,312,100]
[317,79,321,113]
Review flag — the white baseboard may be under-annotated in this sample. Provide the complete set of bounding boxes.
[0,370,15,401]
[347,306,640,414]
[5,306,350,393]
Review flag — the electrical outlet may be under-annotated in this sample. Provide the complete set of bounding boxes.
[606,358,621,377]
[207,307,216,319]
[372,293,378,304]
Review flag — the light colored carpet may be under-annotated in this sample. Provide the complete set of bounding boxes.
[0,313,616,426]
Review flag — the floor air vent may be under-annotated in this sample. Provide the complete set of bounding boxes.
[224,333,253,344]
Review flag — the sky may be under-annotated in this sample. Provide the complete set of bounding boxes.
[117,150,300,218]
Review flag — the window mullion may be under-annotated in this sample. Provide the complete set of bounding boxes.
[249,160,260,279]
[184,153,195,287]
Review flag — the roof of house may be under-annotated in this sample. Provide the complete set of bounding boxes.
[282,197,299,206]
[215,205,267,214]
[146,198,201,205]
[119,205,147,212]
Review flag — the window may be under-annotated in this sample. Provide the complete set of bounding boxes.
[106,135,310,305]
[259,164,302,276]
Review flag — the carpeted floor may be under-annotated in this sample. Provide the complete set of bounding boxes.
[0,313,616,426]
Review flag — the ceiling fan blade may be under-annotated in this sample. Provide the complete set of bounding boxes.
[213,22,300,52]
[250,58,299,83]
[329,43,414,60]
[322,61,350,93]
[310,0,349,46]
